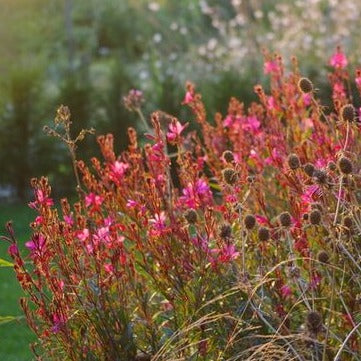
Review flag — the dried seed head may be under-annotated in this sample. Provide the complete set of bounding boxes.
[338,156,353,175]
[279,212,292,227]
[222,168,238,185]
[306,311,323,334]
[258,227,270,242]
[341,104,355,122]
[298,77,313,94]
[317,250,329,263]
[343,216,353,229]
[184,209,197,224]
[303,163,315,177]
[287,153,301,170]
[302,213,309,221]
[327,161,337,171]
[309,209,321,225]
[244,214,256,230]
[219,224,232,239]
[313,169,327,184]
[223,150,234,163]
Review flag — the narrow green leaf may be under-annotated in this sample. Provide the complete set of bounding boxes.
[0,258,13,267]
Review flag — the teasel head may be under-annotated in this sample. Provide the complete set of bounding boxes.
[279,212,292,227]
[317,250,329,264]
[338,156,353,175]
[287,153,301,170]
[303,163,315,177]
[341,104,355,122]
[244,214,256,230]
[184,209,197,224]
[222,150,234,163]
[309,209,321,225]
[258,227,270,242]
[298,77,313,94]
[306,311,323,335]
[219,224,232,239]
[222,168,238,185]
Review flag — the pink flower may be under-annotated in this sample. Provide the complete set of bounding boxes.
[77,228,89,242]
[25,233,47,257]
[34,216,44,226]
[51,312,67,334]
[104,263,114,273]
[267,96,276,110]
[223,115,233,127]
[280,285,292,298]
[302,93,312,106]
[182,91,194,104]
[149,211,167,231]
[219,244,239,262]
[126,199,138,208]
[64,214,74,226]
[264,60,280,75]
[85,193,104,211]
[167,120,187,142]
[93,226,111,244]
[110,161,128,181]
[8,243,19,258]
[242,116,260,132]
[330,50,348,69]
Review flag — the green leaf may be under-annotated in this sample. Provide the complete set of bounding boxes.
[0,258,13,267]
[0,315,16,325]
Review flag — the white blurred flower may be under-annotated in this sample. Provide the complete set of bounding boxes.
[148,2,160,12]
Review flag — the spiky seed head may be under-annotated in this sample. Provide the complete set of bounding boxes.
[279,212,292,227]
[223,150,234,163]
[287,153,301,170]
[341,104,355,122]
[244,214,256,230]
[303,163,315,177]
[302,213,309,221]
[306,311,323,334]
[313,169,327,184]
[184,209,197,224]
[338,156,353,175]
[222,168,238,185]
[327,161,336,171]
[258,227,270,242]
[317,250,329,263]
[219,224,232,239]
[309,209,321,225]
[298,77,313,94]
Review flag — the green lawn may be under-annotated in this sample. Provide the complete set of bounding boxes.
[0,203,36,360]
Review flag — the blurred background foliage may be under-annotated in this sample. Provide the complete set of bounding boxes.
[0,0,360,201]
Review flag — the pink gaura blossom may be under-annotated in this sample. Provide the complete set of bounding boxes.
[267,96,276,110]
[182,91,194,104]
[180,179,212,209]
[356,76,361,88]
[104,263,114,273]
[167,120,187,142]
[264,60,280,75]
[330,49,348,69]
[8,243,19,258]
[85,193,104,211]
[93,226,111,244]
[64,214,74,226]
[219,244,239,262]
[149,211,167,231]
[302,93,312,106]
[77,228,90,242]
[25,233,47,257]
[110,161,128,181]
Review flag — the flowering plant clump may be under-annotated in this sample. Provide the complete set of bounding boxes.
[4,49,361,360]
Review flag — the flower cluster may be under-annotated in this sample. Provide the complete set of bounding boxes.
[4,50,361,360]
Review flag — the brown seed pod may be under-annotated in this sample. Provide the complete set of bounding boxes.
[279,212,292,227]
[309,209,321,225]
[343,216,353,229]
[184,209,197,224]
[298,77,313,94]
[222,168,238,185]
[244,214,256,230]
[304,163,315,177]
[306,311,323,334]
[223,150,234,163]
[317,250,329,263]
[219,224,232,239]
[287,153,301,170]
[338,156,353,175]
[341,104,355,122]
[258,227,270,242]
[327,161,337,171]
